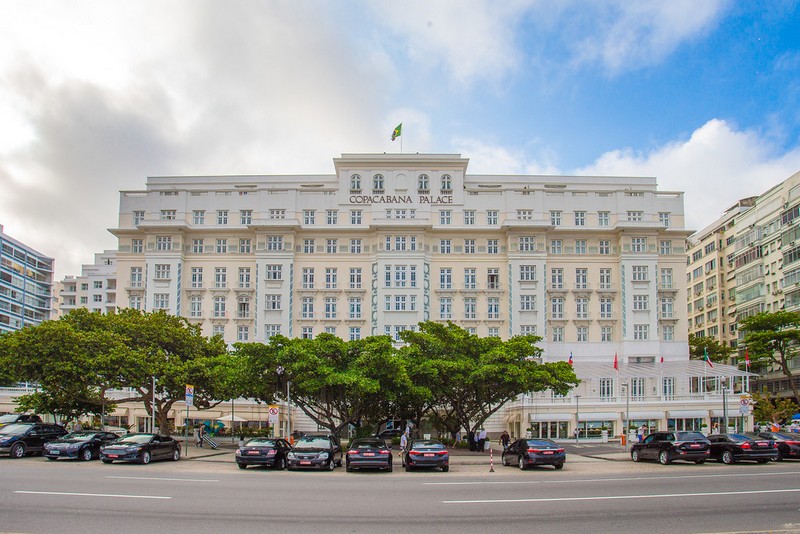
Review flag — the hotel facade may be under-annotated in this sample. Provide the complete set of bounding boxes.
[101,153,749,439]
[0,224,53,335]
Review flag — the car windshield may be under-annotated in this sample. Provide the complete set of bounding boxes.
[676,432,707,441]
[411,441,445,450]
[294,437,331,449]
[0,423,31,435]
[526,440,557,447]
[0,414,22,424]
[114,434,154,444]
[245,438,276,447]
[351,440,385,449]
[60,432,96,442]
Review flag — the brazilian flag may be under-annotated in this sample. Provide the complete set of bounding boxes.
[391,123,402,141]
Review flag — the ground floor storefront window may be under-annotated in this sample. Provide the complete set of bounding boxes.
[577,420,614,438]
[628,419,659,435]
[667,417,703,431]
[530,421,569,439]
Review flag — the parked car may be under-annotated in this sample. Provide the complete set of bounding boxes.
[346,438,392,472]
[99,433,181,464]
[753,431,800,461]
[630,431,711,464]
[376,428,403,440]
[707,433,778,464]
[287,434,342,471]
[0,422,67,458]
[43,431,120,461]
[402,439,449,472]
[0,413,42,428]
[502,438,566,470]
[236,437,292,470]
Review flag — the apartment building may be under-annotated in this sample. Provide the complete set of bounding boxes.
[55,250,118,318]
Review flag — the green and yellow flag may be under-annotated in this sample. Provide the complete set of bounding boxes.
[391,123,402,141]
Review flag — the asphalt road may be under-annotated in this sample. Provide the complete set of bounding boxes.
[2,455,800,534]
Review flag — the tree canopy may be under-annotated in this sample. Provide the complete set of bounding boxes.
[740,311,800,402]
[688,334,734,364]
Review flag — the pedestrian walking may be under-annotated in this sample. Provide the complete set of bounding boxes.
[195,424,205,448]
[500,430,510,450]
[637,424,646,442]
[478,429,487,452]
[399,431,408,466]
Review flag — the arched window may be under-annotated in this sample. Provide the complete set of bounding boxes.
[373,174,384,192]
[441,174,452,192]
[418,174,429,192]
[350,174,361,192]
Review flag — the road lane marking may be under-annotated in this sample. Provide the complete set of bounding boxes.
[443,487,800,504]
[15,491,170,500]
[106,476,219,482]
[425,470,799,486]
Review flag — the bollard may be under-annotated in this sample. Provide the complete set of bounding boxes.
[489,446,495,472]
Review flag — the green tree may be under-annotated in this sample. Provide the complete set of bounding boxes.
[751,390,799,424]
[688,334,734,363]
[740,311,800,402]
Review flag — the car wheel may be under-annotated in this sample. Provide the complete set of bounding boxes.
[278,457,287,470]
[387,463,393,472]
[631,450,640,462]
[518,457,527,470]
[441,466,449,472]
[502,455,510,466]
[774,449,784,462]
[757,459,769,464]
[694,459,706,464]
[405,464,413,472]
[237,463,247,469]
[721,451,734,465]
[172,448,180,461]
[10,443,25,459]
[336,458,343,467]
[102,459,113,464]
[554,463,564,470]
[140,451,151,465]
[81,448,93,461]
[328,459,336,471]
[658,451,671,465]
[346,465,353,473]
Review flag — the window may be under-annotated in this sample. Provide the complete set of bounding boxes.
[487,327,500,338]
[520,325,537,335]
[93,294,102,302]
[267,236,282,251]
[350,210,362,225]
[156,236,172,251]
[264,324,281,340]
[301,297,314,319]
[627,211,643,222]
[487,268,500,289]
[324,297,337,319]
[464,210,476,225]
[215,239,228,253]
[240,210,252,225]
[601,326,612,342]
[520,265,536,281]
[440,268,453,289]
[575,268,588,289]
[660,240,671,255]
[662,325,674,341]
[464,239,476,254]
[133,211,145,225]
[237,326,249,342]
[350,239,362,254]
[160,210,176,220]
[520,294,536,311]
[303,239,315,253]
[550,268,563,289]
[212,325,225,338]
[598,211,609,226]
[550,240,562,254]
[551,297,564,319]
[373,174,384,192]
[350,174,361,192]
[660,268,673,289]
[464,268,476,289]
[132,239,143,253]
[487,239,499,254]
[552,326,564,342]
[631,237,647,253]
[265,294,281,311]
[214,267,227,288]
[633,295,649,311]
[487,298,500,319]
[487,210,498,225]
[237,297,250,319]
[575,240,587,255]
[440,298,452,319]
[302,268,315,289]
[217,210,228,225]
[439,240,451,254]
[600,268,612,289]
[129,295,142,310]
[418,174,429,191]
[239,239,252,254]
[325,268,338,289]
[154,264,170,280]
[269,209,285,219]
[350,268,362,289]
[349,298,362,319]
[301,327,313,340]
[266,264,282,280]
[577,326,588,342]
[660,297,674,319]
[326,210,338,225]
[303,210,316,225]
[518,210,533,220]
[519,236,535,252]
[192,239,203,254]
[659,212,671,227]
[576,298,588,319]
[550,211,562,226]
[441,174,452,192]
[574,211,586,226]
[440,210,452,225]
[349,327,362,341]
[632,266,648,281]
[326,239,337,254]
[130,267,142,288]
[191,267,203,288]
[189,295,202,318]
[599,240,610,255]
[600,298,613,319]
[633,324,649,340]
[464,298,477,319]
[238,268,251,288]
[599,378,614,399]
[154,293,169,310]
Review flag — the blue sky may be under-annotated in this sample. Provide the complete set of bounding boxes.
[1,1,799,278]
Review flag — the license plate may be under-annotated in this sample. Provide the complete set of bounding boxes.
[756,442,767,447]
[51,450,60,455]
[300,460,312,465]
[689,444,701,448]
[543,451,554,455]
[247,450,260,455]
[108,454,119,458]
[424,453,434,457]
[364,452,375,456]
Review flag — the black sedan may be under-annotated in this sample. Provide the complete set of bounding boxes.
[630,431,710,464]
[346,438,392,472]
[44,431,120,461]
[402,439,449,472]
[754,432,800,461]
[100,433,181,464]
[236,437,292,469]
[707,433,778,464]
[287,435,342,471]
[0,423,67,458]
[502,438,566,470]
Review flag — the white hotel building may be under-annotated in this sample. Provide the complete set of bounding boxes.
[106,153,749,439]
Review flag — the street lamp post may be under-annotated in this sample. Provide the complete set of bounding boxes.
[575,394,581,443]
[621,383,630,449]
[287,380,292,439]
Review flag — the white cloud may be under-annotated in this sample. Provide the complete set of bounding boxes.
[453,138,560,175]
[576,119,800,231]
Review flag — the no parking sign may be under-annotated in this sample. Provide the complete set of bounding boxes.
[268,405,279,424]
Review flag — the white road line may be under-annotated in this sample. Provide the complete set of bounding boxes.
[106,476,219,482]
[14,491,171,500]
[425,470,799,486]
[443,487,800,504]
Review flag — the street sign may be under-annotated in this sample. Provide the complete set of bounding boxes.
[268,405,279,424]
[739,404,750,415]
[185,385,194,407]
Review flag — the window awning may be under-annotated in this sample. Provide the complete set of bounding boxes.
[578,412,620,421]
[530,413,573,422]
[626,411,665,420]
[710,409,741,417]
[667,410,709,419]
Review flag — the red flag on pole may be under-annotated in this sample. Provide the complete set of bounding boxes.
[613,353,619,371]
[744,348,750,370]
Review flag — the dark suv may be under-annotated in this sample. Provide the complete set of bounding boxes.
[0,422,67,458]
[630,431,710,464]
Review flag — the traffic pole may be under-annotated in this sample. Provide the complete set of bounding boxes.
[489,446,495,472]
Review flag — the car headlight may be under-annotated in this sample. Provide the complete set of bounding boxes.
[318,452,329,460]
[287,452,296,460]
[235,449,242,456]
